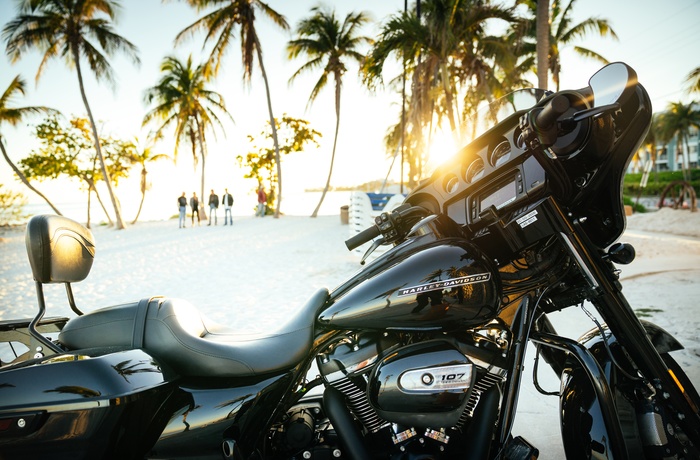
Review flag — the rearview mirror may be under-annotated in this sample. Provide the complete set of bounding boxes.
[588,62,638,107]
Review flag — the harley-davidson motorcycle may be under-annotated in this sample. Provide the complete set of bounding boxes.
[1,62,699,459]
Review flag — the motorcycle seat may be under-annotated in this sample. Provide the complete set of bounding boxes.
[58,288,329,378]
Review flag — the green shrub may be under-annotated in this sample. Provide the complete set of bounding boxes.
[623,170,700,196]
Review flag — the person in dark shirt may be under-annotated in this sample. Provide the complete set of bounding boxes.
[178,192,187,228]
[190,192,200,226]
[222,188,234,225]
[208,190,219,226]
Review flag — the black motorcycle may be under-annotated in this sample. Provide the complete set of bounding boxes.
[1,62,698,460]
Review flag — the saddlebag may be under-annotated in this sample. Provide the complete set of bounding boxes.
[0,347,177,459]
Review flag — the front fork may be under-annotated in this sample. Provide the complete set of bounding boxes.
[507,196,700,458]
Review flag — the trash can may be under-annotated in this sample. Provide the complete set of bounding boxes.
[340,205,349,225]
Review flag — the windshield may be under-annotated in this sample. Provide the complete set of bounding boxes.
[467,88,550,141]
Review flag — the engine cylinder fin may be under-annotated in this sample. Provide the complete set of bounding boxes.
[458,371,504,426]
[328,376,387,433]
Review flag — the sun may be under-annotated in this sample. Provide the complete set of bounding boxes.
[426,127,460,170]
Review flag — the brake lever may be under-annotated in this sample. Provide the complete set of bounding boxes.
[559,102,620,131]
[360,237,385,265]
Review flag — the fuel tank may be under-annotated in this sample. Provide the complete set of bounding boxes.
[320,238,500,331]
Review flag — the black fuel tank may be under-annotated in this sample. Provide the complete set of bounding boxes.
[320,239,500,331]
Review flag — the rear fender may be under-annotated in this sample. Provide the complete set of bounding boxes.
[559,320,683,460]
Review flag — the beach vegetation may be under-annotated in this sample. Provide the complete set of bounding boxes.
[127,137,171,224]
[237,115,321,215]
[0,74,62,215]
[143,54,232,221]
[287,7,372,218]
[655,101,700,182]
[624,169,700,199]
[363,0,519,188]
[686,67,700,96]
[3,0,141,229]
[176,0,289,218]
[0,183,27,226]
[19,115,135,228]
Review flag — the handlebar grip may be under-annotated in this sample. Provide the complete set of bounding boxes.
[535,95,570,129]
[345,224,381,251]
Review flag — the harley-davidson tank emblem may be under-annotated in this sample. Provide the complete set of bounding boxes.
[397,273,491,297]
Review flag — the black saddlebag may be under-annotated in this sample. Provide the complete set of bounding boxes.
[0,347,177,459]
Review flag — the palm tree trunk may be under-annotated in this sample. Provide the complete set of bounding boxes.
[131,167,147,224]
[536,0,550,90]
[92,181,114,227]
[86,184,92,229]
[311,81,341,218]
[255,41,283,218]
[196,117,207,220]
[0,136,63,216]
[440,63,459,145]
[72,48,126,229]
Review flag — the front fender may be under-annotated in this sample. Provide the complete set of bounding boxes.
[559,320,683,460]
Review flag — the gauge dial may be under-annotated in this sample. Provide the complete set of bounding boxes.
[465,157,485,183]
[489,140,511,167]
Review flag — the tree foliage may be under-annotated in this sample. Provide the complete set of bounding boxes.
[237,115,321,213]
[20,115,136,227]
[287,6,371,217]
[0,183,28,226]
[176,0,289,217]
[3,0,141,229]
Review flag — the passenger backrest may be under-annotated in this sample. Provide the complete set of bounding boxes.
[25,214,95,284]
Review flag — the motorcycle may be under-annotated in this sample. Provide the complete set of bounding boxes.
[1,62,699,460]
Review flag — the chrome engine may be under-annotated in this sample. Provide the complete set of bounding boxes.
[314,327,510,457]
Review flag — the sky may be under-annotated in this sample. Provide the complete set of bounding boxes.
[1,0,699,219]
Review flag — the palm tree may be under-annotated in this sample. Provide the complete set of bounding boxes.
[657,102,700,181]
[364,0,516,162]
[128,138,171,224]
[176,0,289,218]
[518,0,618,91]
[686,67,700,95]
[143,55,232,212]
[0,74,63,215]
[288,7,371,218]
[3,0,140,229]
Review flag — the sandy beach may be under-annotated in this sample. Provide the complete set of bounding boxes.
[1,207,699,458]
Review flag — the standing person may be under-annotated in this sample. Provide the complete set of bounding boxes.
[190,192,200,226]
[256,186,267,217]
[222,188,234,225]
[178,192,187,228]
[208,189,219,226]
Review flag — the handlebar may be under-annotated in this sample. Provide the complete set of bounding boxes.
[345,224,381,251]
[535,95,570,130]
[344,205,429,252]
[520,94,572,149]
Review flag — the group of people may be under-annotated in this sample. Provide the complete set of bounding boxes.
[177,186,268,228]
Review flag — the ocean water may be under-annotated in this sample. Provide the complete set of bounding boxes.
[20,190,353,225]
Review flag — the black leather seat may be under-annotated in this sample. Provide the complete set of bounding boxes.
[58,288,329,378]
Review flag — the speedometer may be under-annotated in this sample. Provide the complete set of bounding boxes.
[464,158,485,184]
[489,140,511,167]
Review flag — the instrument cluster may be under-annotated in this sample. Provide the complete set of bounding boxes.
[408,115,542,226]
